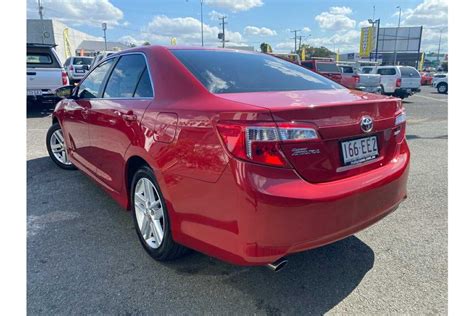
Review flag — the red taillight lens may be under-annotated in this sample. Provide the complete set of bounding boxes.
[396,78,401,87]
[61,71,68,85]
[353,74,360,83]
[217,121,318,168]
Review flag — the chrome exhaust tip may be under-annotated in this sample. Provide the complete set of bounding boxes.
[266,257,288,272]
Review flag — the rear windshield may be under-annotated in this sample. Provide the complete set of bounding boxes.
[73,57,93,65]
[301,61,315,70]
[360,67,373,74]
[316,63,340,73]
[400,67,420,78]
[171,50,343,93]
[339,66,354,73]
[377,68,396,76]
[27,53,52,65]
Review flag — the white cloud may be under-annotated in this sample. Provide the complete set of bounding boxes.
[402,0,448,27]
[244,26,277,36]
[315,7,356,31]
[306,30,360,53]
[329,6,352,15]
[358,20,372,28]
[204,0,263,12]
[208,10,224,21]
[144,15,243,45]
[118,35,141,47]
[302,27,311,33]
[27,0,123,27]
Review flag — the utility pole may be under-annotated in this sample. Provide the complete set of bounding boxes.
[291,29,301,53]
[218,16,227,48]
[298,36,302,50]
[38,0,45,44]
[200,0,204,46]
[437,28,443,66]
[393,6,402,65]
[102,22,108,51]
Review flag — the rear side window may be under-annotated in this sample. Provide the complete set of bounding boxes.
[172,50,342,93]
[400,67,420,78]
[377,68,396,76]
[27,53,52,65]
[301,61,315,70]
[78,58,115,99]
[316,63,340,73]
[104,54,147,98]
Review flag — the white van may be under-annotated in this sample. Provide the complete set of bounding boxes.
[360,65,421,99]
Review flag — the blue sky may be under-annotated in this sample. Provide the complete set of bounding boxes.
[27,0,448,53]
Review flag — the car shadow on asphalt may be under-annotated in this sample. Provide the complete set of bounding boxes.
[27,156,375,314]
[406,134,448,140]
[27,101,55,118]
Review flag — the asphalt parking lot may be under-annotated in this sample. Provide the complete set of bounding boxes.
[27,86,448,314]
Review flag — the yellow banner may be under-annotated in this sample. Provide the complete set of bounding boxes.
[359,27,374,58]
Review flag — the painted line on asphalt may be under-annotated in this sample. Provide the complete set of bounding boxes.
[412,94,448,102]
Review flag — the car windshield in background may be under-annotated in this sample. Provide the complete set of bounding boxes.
[171,50,343,93]
[27,53,52,64]
[73,57,93,65]
[400,67,420,78]
[316,63,340,73]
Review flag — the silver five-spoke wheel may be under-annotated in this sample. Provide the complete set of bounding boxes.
[50,129,71,165]
[134,178,165,249]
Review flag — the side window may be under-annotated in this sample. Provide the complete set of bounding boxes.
[377,68,396,76]
[104,54,146,98]
[301,61,315,70]
[77,58,115,99]
[134,69,153,97]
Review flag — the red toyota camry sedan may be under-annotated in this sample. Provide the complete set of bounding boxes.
[47,46,409,271]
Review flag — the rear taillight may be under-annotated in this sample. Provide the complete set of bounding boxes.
[396,78,401,87]
[353,74,360,83]
[61,71,68,85]
[217,121,318,168]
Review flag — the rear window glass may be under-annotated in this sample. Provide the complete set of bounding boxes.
[400,67,420,78]
[316,63,340,73]
[377,68,396,76]
[339,66,354,73]
[27,53,52,64]
[172,50,343,93]
[73,57,93,65]
[360,67,373,74]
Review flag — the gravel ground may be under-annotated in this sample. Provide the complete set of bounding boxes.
[27,86,448,315]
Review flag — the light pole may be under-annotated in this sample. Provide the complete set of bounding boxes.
[437,28,444,67]
[102,22,108,51]
[200,0,204,46]
[368,18,380,63]
[393,6,402,65]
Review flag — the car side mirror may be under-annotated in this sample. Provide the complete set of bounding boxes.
[55,85,76,99]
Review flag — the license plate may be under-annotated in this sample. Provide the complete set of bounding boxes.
[27,89,43,96]
[75,69,85,73]
[341,136,379,166]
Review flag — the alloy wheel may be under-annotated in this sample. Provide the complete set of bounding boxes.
[49,129,71,165]
[134,178,165,249]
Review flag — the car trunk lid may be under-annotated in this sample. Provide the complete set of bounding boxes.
[216,89,402,183]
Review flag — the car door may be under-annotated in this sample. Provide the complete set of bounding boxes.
[87,53,154,193]
[61,58,116,173]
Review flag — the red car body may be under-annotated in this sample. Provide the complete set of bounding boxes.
[52,46,409,266]
[420,72,433,85]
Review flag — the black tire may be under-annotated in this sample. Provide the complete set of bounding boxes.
[46,123,77,170]
[380,85,385,95]
[131,166,188,261]
[437,82,448,94]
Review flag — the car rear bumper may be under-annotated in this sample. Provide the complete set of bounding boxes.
[170,139,410,266]
[357,85,382,94]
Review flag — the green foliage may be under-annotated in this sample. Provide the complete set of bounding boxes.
[142,41,151,46]
[260,42,273,53]
[297,44,335,59]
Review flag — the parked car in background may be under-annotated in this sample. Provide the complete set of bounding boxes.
[339,64,381,93]
[47,46,409,271]
[357,66,382,93]
[63,56,94,83]
[420,71,433,85]
[362,65,421,99]
[432,73,448,94]
[27,43,68,105]
[301,58,342,84]
[91,51,116,68]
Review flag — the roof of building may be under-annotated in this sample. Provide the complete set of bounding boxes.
[76,40,128,51]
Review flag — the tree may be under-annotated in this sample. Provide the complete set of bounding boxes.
[297,44,334,59]
[260,42,273,53]
[142,41,151,46]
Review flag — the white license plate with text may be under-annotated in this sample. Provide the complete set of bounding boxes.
[341,136,379,166]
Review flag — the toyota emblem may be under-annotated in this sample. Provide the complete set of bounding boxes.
[360,116,374,133]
